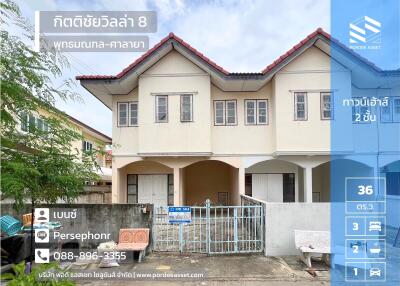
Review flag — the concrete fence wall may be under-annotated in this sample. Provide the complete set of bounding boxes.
[264,203,330,256]
[1,186,112,205]
[1,203,152,249]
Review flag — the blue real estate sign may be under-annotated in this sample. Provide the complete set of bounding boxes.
[331,0,400,284]
[168,207,191,224]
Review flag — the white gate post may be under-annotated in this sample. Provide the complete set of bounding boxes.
[206,199,211,254]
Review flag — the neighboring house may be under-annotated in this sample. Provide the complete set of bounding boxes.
[105,150,113,169]
[19,109,112,185]
[77,28,400,207]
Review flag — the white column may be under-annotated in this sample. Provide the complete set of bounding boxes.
[238,167,245,197]
[173,167,181,206]
[112,167,120,203]
[303,166,313,203]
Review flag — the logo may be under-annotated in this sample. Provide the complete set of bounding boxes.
[35,249,50,263]
[349,16,381,50]
[34,208,49,223]
[35,228,49,243]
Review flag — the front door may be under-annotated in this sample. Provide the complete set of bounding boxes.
[138,175,168,206]
[251,174,284,202]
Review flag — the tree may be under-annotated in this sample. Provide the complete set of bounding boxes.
[0,1,100,210]
[1,0,103,274]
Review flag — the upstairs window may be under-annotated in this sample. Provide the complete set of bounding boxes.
[321,92,333,120]
[379,97,400,123]
[245,100,256,124]
[294,92,307,121]
[226,100,237,125]
[214,101,225,125]
[130,102,138,126]
[180,94,193,122]
[20,113,29,132]
[156,95,168,122]
[352,97,370,124]
[394,97,400,122]
[380,98,392,122]
[118,102,128,126]
[245,100,268,125]
[20,113,49,132]
[83,141,93,152]
[214,100,237,125]
[118,102,138,126]
[257,100,268,124]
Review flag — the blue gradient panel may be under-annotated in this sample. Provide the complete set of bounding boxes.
[331,0,400,285]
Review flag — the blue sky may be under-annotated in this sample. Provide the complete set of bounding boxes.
[15,0,330,137]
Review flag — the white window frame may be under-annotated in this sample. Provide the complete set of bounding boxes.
[155,95,168,123]
[20,113,29,132]
[118,101,138,127]
[380,97,392,123]
[320,92,333,120]
[257,100,268,125]
[225,100,237,125]
[117,102,128,127]
[245,99,268,125]
[83,141,93,152]
[352,97,371,124]
[129,101,138,126]
[393,97,400,122]
[214,100,225,125]
[214,100,237,126]
[294,92,308,121]
[180,94,193,122]
[20,113,49,132]
[245,100,257,125]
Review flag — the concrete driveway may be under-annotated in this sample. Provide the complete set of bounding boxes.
[71,253,330,286]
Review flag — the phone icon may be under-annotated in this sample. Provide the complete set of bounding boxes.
[35,249,49,263]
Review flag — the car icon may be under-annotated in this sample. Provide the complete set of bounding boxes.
[369,268,381,277]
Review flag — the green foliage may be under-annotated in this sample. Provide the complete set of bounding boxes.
[1,261,75,286]
[0,0,101,209]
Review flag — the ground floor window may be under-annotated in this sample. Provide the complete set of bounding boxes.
[127,174,138,203]
[283,173,295,202]
[245,174,252,196]
[168,174,174,206]
[217,192,229,206]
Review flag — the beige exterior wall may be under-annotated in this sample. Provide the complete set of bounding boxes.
[138,51,211,154]
[112,48,339,157]
[273,47,335,152]
[19,108,109,167]
[112,89,139,156]
[183,160,237,206]
[109,46,354,205]
[211,84,274,154]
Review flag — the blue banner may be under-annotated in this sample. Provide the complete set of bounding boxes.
[331,0,400,285]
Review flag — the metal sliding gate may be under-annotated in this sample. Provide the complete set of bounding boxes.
[152,201,264,254]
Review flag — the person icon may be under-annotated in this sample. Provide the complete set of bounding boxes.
[34,208,49,223]
[37,210,46,221]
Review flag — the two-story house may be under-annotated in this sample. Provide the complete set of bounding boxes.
[19,109,112,184]
[77,28,400,207]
